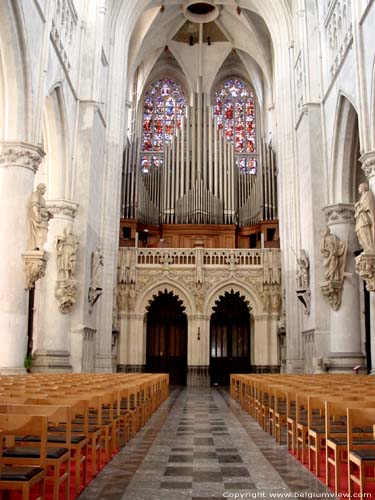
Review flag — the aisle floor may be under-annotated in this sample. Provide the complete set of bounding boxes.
[78,387,336,500]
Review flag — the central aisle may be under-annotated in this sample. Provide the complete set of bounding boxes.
[78,388,334,500]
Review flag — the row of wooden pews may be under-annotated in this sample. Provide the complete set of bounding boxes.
[0,372,169,500]
[231,374,375,498]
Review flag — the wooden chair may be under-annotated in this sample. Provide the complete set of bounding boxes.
[0,413,70,500]
[0,430,45,500]
[0,402,89,496]
[347,408,375,498]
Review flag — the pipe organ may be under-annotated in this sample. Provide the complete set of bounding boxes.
[121,93,278,227]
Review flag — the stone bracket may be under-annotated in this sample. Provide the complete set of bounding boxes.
[88,286,103,312]
[320,280,344,311]
[22,250,47,290]
[355,253,375,292]
[55,279,78,314]
[296,287,311,315]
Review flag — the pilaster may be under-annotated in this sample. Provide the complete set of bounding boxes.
[33,199,78,373]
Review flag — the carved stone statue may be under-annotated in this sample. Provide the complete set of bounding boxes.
[88,247,104,310]
[354,183,375,253]
[56,226,79,281]
[320,227,347,282]
[296,249,309,289]
[28,183,53,250]
[92,247,104,288]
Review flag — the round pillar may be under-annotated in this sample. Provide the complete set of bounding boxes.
[323,204,365,371]
[0,142,44,373]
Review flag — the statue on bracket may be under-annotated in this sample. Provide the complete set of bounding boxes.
[88,246,104,311]
[55,225,79,313]
[293,248,311,315]
[320,227,348,310]
[28,183,53,251]
[355,183,375,253]
[23,183,52,289]
[354,182,375,291]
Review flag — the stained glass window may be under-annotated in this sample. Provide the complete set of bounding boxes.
[142,78,186,157]
[214,78,257,173]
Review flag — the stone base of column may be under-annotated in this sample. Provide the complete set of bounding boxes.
[95,355,114,373]
[326,352,366,373]
[32,350,72,373]
[187,365,210,386]
[285,358,305,373]
[0,367,26,375]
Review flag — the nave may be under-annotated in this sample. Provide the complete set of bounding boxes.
[78,388,330,500]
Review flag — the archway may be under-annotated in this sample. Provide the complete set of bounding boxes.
[146,290,187,385]
[210,290,251,385]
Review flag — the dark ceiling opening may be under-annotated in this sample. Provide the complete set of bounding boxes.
[187,3,216,15]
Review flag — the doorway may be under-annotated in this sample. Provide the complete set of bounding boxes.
[210,290,251,385]
[146,290,187,385]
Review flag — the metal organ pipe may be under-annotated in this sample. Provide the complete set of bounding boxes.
[121,97,279,227]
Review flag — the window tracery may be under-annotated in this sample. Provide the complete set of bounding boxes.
[214,78,257,174]
[141,78,186,173]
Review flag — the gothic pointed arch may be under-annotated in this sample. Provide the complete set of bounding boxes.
[40,85,69,198]
[204,279,262,318]
[331,94,364,203]
[0,0,31,141]
[135,279,194,317]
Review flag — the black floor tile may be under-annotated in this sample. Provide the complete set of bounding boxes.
[193,471,223,482]
[164,466,193,476]
[221,467,251,477]
[194,451,218,459]
[160,481,193,489]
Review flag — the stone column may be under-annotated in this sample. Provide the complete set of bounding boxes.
[0,142,44,373]
[32,199,78,372]
[360,151,375,373]
[322,204,365,371]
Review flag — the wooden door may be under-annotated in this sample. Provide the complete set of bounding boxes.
[146,291,187,385]
[210,291,250,385]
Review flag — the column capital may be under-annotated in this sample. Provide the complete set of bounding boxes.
[360,151,375,179]
[323,203,355,225]
[46,199,79,220]
[0,141,45,174]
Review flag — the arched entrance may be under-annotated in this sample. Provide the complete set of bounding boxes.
[210,290,251,385]
[146,290,187,385]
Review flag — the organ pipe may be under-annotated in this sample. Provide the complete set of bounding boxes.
[121,96,278,226]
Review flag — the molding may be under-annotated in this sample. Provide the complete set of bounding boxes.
[0,142,45,173]
[359,0,375,26]
[49,35,78,100]
[360,151,375,180]
[323,203,355,225]
[32,0,46,22]
[46,199,79,220]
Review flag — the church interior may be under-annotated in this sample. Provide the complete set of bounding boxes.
[1,0,375,498]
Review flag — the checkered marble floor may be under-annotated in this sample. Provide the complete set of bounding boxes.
[77,387,335,500]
